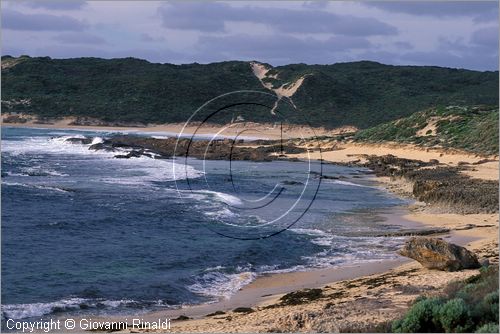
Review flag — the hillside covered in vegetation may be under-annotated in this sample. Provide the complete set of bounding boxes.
[2,56,498,128]
[354,105,499,155]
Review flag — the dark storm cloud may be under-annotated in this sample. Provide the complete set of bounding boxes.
[24,0,87,10]
[53,32,106,45]
[366,1,498,21]
[196,34,372,64]
[2,9,87,31]
[159,2,398,36]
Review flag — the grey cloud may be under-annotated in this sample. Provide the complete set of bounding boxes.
[159,2,398,36]
[158,2,225,32]
[53,33,106,45]
[393,41,413,50]
[302,1,329,9]
[195,34,371,64]
[360,36,498,71]
[2,9,87,31]
[471,26,498,48]
[24,0,87,10]
[140,33,165,43]
[366,1,498,21]
[399,50,497,71]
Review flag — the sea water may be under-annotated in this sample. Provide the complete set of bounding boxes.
[1,126,408,321]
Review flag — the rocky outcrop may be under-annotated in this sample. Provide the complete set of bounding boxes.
[65,135,306,162]
[363,155,499,214]
[399,237,480,271]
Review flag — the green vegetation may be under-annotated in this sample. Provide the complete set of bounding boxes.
[2,56,498,128]
[392,266,499,333]
[354,105,499,155]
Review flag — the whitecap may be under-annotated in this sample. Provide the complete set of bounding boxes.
[188,271,256,300]
[1,298,139,320]
[327,180,378,189]
[2,182,70,193]
[196,190,243,206]
[100,157,203,185]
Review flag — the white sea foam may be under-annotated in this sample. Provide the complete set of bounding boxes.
[326,180,378,189]
[197,190,243,206]
[90,137,104,145]
[204,207,238,219]
[188,271,257,300]
[290,228,405,268]
[289,228,328,237]
[100,156,203,185]
[3,134,204,184]
[19,166,68,177]
[1,136,112,157]
[2,182,70,193]
[1,298,138,320]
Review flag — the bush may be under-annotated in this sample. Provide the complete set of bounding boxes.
[438,298,473,332]
[472,291,499,324]
[392,297,444,333]
[392,265,499,333]
[475,323,500,333]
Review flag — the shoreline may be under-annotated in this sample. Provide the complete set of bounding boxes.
[4,124,498,332]
[81,205,495,333]
[1,119,350,140]
[68,184,495,332]
[136,138,497,332]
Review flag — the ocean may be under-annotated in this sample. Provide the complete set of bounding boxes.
[1,126,408,321]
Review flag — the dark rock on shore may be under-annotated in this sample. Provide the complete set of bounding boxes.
[321,175,340,180]
[64,137,93,145]
[399,237,480,271]
[232,307,254,313]
[407,168,499,214]
[114,150,152,159]
[88,142,109,151]
[281,180,304,185]
[363,154,438,177]
[63,135,499,214]
[358,228,450,238]
[84,135,306,162]
[362,155,499,214]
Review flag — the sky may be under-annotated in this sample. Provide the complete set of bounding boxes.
[1,0,499,71]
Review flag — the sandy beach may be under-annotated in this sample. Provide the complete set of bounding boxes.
[149,145,498,333]
[155,135,497,332]
[1,115,354,140]
[4,122,498,333]
[90,208,497,333]
[90,215,494,333]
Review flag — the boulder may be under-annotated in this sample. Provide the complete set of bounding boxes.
[64,137,93,145]
[398,237,480,271]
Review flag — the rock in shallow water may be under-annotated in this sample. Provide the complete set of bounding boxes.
[398,237,480,271]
